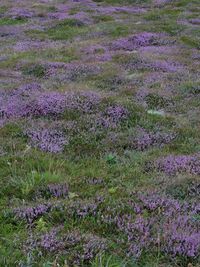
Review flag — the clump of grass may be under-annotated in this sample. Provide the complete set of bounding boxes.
[22,63,46,77]
[0,17,27,25]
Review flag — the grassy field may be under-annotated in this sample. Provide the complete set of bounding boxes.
[0,0,200,266]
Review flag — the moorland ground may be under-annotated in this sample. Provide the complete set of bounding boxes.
[0,0,200,266]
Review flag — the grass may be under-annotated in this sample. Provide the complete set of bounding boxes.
[0,17,27,25]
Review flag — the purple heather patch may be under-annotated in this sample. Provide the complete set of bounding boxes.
[25,124,68,153]
[8,7,34,19]
[97,105,129,128]
[1,85,102,121]
[46,62,102,81]
[130,128,176,151]
[112,32,162,51]
[188,18,200,25]
[149,60,184,73]
[156,154,200,175]
[47,183,69,198]
[14,203,51,224]
[102,192,200,259]
[32,229,107,265]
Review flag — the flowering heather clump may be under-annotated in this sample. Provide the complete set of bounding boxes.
[162,215,200,257]
[80,234,107,263]
[149,60,184,73]
[14,203,51,224]
[105,105,129,123]
[34,229,107,265]
[1,86,101,121]
[188,18,200,25]
[40,228,64,252]
[8,8,34,19]
[95,6,146,15]
[101,192,200,259]
[97,105,129,128]
[131,128,176,151]
[46,62,102,81]
[15,83,42,96]
[139,45,177,56]
[13,41,62,52]
[112,32,162,51]
[116,214,153,258]
[25,127,68,153]
[156,155,200,175]
[0,83,42,119]
[70,197,103,218]
[47,183,69,198]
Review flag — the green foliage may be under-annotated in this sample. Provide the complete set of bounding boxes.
[181,36,200,49]
[0,17,27,25]
[22,64,46,78]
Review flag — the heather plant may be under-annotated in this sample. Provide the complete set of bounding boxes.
[14,203,51,224]
[25,127,68,153]
[156,154,200,176]
[111,32,163,51]
[37,183,69,199]
[28,229,108,265]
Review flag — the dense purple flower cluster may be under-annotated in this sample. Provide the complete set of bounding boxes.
[97,105,129,128]
[13,40,61,52]
[47,183,69,198]
[40,228,63,252]
[131,128,175,151]
[14,203,51,224]
[47,0,146,22]
[1,85,102,121]
[8,7,34,19]
[25,127,68,153]
[162,215,200,257]
[188,18,200,25]
[112,32,161,51]
[100,128,175,151]
[80,234,107,263]
[70,197,103,218]
[46,62,102,81]
[139,45,175,55]
[149,60,184,73]
[156,154,200,175]
[34,228,107,265]
[101,192,200,259]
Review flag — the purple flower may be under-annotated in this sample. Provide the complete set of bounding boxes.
[1,85,102,121]
[156,154,200,175]
[131,128,176,151]
[112,32,162,51]
[97,105,129,128]
[14,203,51,224]
[47,183,69,198]
[25,127,68,153]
